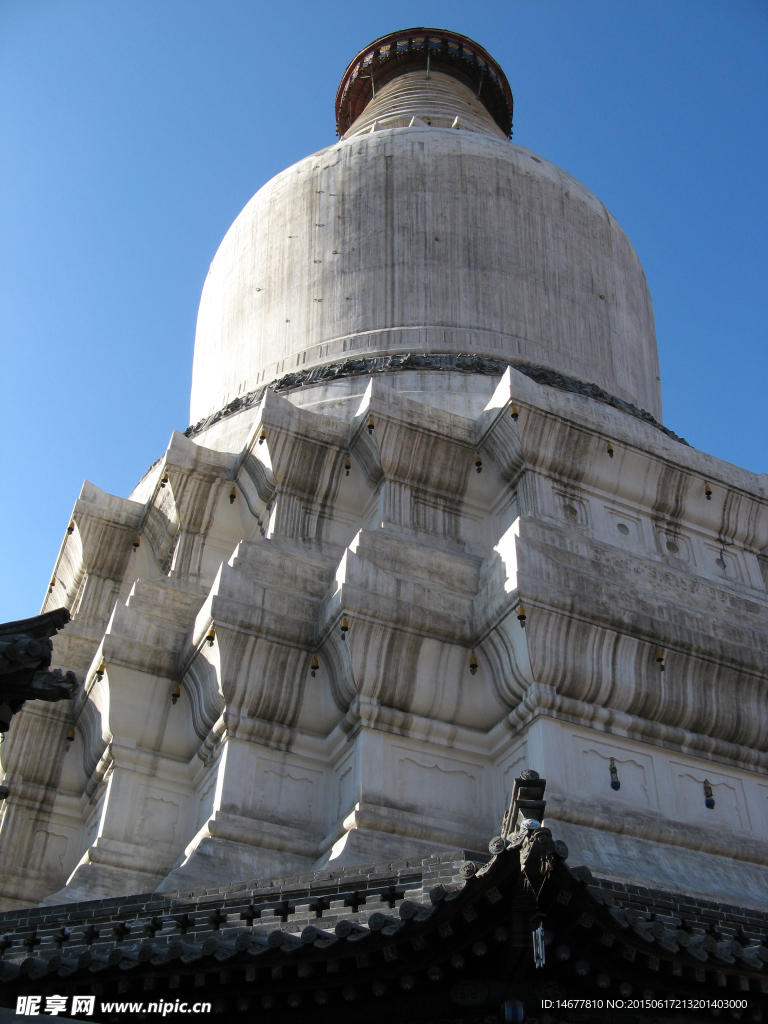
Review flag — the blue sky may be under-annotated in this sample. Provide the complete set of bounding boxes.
[1,0,766,622]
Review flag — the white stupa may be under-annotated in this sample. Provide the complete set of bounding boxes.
[1,29,766,912]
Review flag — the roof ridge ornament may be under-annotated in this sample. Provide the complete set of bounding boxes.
[0,609,78,734]
[500,769,547,838]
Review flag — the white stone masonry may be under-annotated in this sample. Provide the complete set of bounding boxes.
[1,50,766,914]
[1,367,766,911]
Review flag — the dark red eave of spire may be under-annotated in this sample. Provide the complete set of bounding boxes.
[335,28,514,138]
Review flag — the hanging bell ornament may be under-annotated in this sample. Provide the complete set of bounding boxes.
[703,779,715,809]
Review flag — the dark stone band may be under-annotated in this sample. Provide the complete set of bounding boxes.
[184,353,687,446]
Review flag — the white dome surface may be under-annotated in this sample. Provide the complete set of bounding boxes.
[190,77,661,425]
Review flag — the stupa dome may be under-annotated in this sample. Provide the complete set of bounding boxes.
[190,29,662,427]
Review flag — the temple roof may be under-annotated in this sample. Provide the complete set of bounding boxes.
[0,609,77,734]
[2,825,766,1021]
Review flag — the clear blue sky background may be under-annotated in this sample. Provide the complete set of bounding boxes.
[1,1,766,622]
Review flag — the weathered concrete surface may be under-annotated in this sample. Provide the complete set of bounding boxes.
[191,73,661,424]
